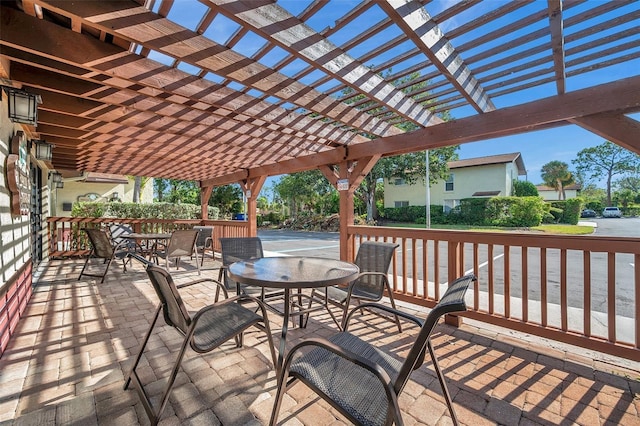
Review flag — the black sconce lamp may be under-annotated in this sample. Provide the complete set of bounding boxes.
[50,171,63,183]
[33,139,53,161]
[2,86,41,126]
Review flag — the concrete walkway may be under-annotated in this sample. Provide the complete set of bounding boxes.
[0,258,638,425]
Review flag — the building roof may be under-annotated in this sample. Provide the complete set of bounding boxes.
[448,153,527,175]
[472,191,502,197]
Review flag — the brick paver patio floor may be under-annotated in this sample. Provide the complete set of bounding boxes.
[0,258,638,425]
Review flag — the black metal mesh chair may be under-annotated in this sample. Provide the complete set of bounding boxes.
[193,225,214,265]
[125,256,277,426]
[78,228,130,283]
[218,237,283,302]
[270,274,476,426]
[311,241,402,332]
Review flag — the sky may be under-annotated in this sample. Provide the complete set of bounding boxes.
[157,0,639,188]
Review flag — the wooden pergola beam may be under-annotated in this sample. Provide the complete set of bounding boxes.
[570,113,640,154]
[203,74,640,187]
[37,0,405,139]
[547,0,566,95]
[211,0,443,127]
[380,0,495,113]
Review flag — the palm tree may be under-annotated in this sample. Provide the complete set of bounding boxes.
[541,161,574,200]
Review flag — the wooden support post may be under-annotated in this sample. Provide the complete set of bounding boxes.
[445,240,464,327]
[320,154,380,262]
[240,175,266,237]
[200,185,213,223]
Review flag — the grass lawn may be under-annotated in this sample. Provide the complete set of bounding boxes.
[385,222,595,235]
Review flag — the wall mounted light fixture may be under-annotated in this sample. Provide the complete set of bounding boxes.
[50,171,63,183]
[33,140,53,161]
[2,86,41,126]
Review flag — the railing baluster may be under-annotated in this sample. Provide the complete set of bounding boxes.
[636,253,640,349]
[608,252,616,342]
[561,249,567,332]
[541,247,547,327]
[584,251,591,337]
[504,245,510,318]
[422,238,428,300]
[522,246,528,322]
[488,244,494,314]
[473,243,479,310]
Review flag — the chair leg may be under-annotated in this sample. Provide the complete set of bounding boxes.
[78,253,92,280]
[100,257,115,283]
[385,283,403,333]
[125,305,162,390]
[428,340,458,425]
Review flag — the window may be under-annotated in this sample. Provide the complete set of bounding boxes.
[395,201,409,208]
[445,173,454,191]
[394,178,405,185]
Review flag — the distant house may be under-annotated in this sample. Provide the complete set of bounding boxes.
[536,183,582,201]
[384,153,527,211]
[53,172,154,217]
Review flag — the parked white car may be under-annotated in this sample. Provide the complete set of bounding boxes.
[602,207,622,218]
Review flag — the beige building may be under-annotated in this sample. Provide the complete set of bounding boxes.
[52,172,154,217]
[384,153,527,211]
[536,183,582,201]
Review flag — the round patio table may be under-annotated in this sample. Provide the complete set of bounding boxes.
[228,256,359,373]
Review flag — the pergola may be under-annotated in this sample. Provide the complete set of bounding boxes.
[2,0,639,253]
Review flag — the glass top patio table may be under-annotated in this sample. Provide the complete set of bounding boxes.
[228,256,359,373]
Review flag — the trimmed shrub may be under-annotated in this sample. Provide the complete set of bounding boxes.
[71,202,219,220]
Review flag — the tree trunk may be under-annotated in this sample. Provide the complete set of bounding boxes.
[133,176,141,203]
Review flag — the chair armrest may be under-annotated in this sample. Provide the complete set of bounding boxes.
[343,302,423,331]
[349,271,389,289]
[176,278,229,299]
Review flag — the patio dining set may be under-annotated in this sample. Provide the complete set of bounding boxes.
[77,228,476,425]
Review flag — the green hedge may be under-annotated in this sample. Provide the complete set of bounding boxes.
[72,202,220,219]
[384,196,549,227]
[548,198,583,225]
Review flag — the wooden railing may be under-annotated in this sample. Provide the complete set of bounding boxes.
[348,225,640,361]
[47,217,249,258]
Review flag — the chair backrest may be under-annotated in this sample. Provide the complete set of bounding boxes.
[109,223,137,250]
[166,230,199,257]
[219,237,264,289]
[109,223,133,241]
[145,263,192,334]
[353,241,399,299]
[83,228,114,258]
[394,274,475,393]
[193,226,213,248]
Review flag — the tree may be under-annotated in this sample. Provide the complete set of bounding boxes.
[573,141,640,205]
[209,184,243,217]
[540,161,574,200]
[342,69,458,221]
[131,176,151,203]
[274,170,335,216]
[512,180,539,197]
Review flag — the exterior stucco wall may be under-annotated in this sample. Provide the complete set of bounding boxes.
[1,101,32,284]
[53,177,154,217]
[384,163,510,208]
[538,188,580,201]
